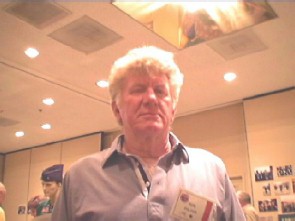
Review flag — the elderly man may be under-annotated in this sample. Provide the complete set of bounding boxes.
[0,182,6,221]
[52,46,245,221]
[237,191,259,221]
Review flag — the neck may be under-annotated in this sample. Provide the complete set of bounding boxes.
[50,196,56,205]
[123,133,171,165]
[49,190,60,206]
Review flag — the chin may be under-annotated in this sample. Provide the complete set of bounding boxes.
[141,124,164,133]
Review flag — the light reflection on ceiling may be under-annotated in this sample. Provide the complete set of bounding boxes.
[113,1,277,49]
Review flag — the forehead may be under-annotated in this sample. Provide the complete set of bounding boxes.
[125,73,169,85]
[42,181,57,185]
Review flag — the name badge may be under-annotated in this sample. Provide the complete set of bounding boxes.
[170,188,215,221]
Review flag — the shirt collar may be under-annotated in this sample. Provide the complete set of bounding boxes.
[101,132,189,167]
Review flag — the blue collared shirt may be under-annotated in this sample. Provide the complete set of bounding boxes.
[52,133,245,221]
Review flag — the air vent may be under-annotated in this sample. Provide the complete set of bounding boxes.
[0,117,19,127]
[207,29,267,60]
[4,1,70,29]
[48,15,122,54]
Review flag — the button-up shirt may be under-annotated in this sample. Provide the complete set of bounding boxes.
[52,133,245,221]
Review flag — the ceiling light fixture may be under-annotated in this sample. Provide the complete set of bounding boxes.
[15,131,24,137]
[42,98,55,106]
[24,47,40,58]
[96,80,109,88]
[224,72,237,82]
[41,123,51,130]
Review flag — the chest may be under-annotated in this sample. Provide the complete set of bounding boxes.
[71,162,222,221]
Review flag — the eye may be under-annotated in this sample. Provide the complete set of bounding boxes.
[130,85,145,94]
[154,86,168,96]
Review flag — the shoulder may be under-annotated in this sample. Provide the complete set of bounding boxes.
[183,146,227,174]
[243,204,257,213]
[69,135,122,171]
[0,207,4,214]
[65,147,114,176]
[170,133,225,169]
[77,147,113,165]
[0,208,4,221]
[185,146,224,165]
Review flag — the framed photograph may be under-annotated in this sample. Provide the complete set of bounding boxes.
[262,183,271,196]
[255,166,274,182]
[277,165,293,177]
[281,195,295,213]
[258,199,278,212]
[17,205,26,215]
[274,181,291,195]
[278,214,295,221]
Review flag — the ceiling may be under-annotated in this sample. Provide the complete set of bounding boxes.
[0,2,294,154]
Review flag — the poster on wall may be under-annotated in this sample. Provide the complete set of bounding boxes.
[274,181,291,195]
[258,199,278,212]
[255,166,274,182]
[262,183,271,196]
[277,165,293,177]
[281,195,295,213]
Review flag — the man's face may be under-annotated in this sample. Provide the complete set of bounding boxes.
[112,74,175,136]
[42,181,60,198]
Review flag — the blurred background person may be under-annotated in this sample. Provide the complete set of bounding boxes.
[38,164,63,216]
[0,182,6,221]
[237,191,259,221]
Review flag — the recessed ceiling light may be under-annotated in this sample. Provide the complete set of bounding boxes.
[96,80,109,88]
[42,98,55,106]
[224,72,237,82]
[41,123,51,130]
[15,131,24,137]
[24,47,39,58]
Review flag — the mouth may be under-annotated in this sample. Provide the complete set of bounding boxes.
[140,113,160,118]
[141,115,162,124]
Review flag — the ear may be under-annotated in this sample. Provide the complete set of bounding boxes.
[111,101,122,125]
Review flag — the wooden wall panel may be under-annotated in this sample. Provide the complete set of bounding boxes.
[27,143,62,221]
[172,103,251,191]
[3,133,101,221]
[244,89,295,220]
[61,133,101,173]
[4,149,31,221]
[28,143,62,197]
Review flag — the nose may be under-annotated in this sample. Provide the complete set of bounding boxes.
[146,88,156,99]
[143,88,157,106]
